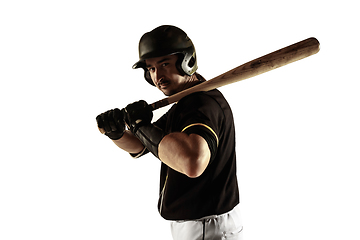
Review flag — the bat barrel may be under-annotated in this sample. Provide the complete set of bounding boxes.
[150,37,320,111]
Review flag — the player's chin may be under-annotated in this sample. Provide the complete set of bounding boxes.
[162,89,173,96]
[160,86,176,96]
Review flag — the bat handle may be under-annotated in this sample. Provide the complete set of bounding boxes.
[150,98,170,111]
[98,98,171,134]
[97,115,131,135]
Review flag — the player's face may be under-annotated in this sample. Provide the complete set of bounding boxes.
[146,54,188,96]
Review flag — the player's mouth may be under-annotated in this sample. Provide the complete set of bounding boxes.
[157,79,170,89]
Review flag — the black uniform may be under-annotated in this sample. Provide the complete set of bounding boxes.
[151,88,239,221]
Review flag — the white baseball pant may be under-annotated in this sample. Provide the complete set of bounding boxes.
[170,205,243,240]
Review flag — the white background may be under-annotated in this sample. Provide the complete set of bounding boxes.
[1,0,359,239]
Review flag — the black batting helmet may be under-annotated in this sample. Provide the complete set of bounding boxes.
[132,25,198,86]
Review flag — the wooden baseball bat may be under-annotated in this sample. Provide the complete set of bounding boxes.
[150,37,320,110]
[99,37,319,134]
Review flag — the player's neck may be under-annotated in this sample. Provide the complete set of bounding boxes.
[182,74,201,90]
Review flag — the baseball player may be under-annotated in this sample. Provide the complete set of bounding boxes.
[96,25,243,240]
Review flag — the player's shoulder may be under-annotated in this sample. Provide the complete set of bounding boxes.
[182,88,224,101]
[179,89,223,107]
[176,89,231,119]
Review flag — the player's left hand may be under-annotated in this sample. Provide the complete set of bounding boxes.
[124,100,153,133]
[96,108,126,140]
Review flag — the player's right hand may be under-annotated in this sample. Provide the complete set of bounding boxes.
[96,108,126,140]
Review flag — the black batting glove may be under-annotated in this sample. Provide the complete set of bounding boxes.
[96,108,126,140]
[124,100,164,159]
[124,100,153,133]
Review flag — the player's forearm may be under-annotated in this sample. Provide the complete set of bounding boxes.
[112,130,145,154]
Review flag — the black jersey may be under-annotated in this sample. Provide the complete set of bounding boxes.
[153,89,239,221]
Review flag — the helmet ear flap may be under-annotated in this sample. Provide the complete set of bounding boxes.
[188,55,196,68]
[180,51,198,76]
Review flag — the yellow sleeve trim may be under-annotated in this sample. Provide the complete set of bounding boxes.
[181,123,219,146]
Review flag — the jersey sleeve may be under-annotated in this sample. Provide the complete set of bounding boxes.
[176,92,223,163]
